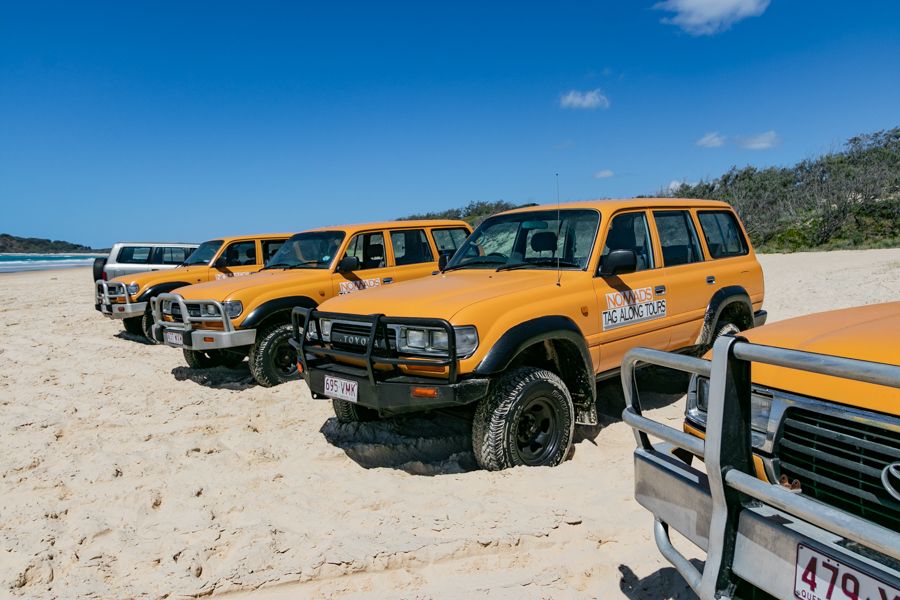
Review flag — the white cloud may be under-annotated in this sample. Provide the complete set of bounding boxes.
[559,89,610,110]
[594,169,615,179]
[655,0,770,35]
[696,131,726,148]
[737,130,779,150]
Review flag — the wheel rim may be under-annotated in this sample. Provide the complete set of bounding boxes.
[514,395,560,465]
[272,338,296,378]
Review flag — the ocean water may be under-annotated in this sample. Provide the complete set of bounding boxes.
[0,254,103,273]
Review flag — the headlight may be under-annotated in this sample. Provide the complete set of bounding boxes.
[162,300,173,314]
[397,326,478,357]
[306,319,333,341]
[223,301,243,319]
[686,375,772,445]
[126,283,140,295]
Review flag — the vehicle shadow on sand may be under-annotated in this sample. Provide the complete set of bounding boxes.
[114,331,155,346]
[618,562,699,599]
[171,364,258,391]
[319,409,479,476]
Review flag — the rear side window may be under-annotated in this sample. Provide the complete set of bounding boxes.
[262,240,284,264]
[153,246,190,265]
[653,211,704,266]
[697,211,748,258]
[390,229,434,266]
[116,246,152,264]
[431,228,469,257]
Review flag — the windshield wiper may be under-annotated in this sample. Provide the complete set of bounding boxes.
[442,257,508,272]
[496,258,581,272]
[263,260,321,270]
[261,262,294,270]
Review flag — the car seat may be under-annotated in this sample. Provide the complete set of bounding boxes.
[244,247,257,266]
[363,243,385,269]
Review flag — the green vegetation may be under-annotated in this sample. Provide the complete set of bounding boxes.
[0,234,103,254]
[667,127,900,252]
[400,200,536,226]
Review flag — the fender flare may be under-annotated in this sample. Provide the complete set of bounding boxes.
[240,296,318,330]
[137,282,190,303]
[697,285,753,346]
[474,315,595,402]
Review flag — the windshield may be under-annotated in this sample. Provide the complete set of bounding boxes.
[264,231,346,269]
[182,240,223,266]
[445,209,600,271]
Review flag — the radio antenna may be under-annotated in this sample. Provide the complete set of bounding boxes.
[555,173,562,287]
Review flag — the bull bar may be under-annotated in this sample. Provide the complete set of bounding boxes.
[94,279,146,319]
[150,293,256,350]
[622,335,900,599]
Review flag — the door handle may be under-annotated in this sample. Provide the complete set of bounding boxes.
[383,277,394,284]
[654,285,666,295]
[706,276,716,284]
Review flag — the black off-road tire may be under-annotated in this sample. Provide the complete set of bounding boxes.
[219,350,247,369]
[713,321,741,342]
[183,348,224,369]
[472,367,575,471]
[92,257,107,281]
[123,316,144,337]
[141,306,158,344]
[249,323,299,387]
[332,399,380,423]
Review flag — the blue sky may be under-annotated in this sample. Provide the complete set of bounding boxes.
[2,1,899,248]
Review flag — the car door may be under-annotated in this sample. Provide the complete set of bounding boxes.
[385,227,439,284]
[592,210,671,373]
[207,240,262,281]
[650,209,710,350]
[331,230,394,296]
[694,209,763,310]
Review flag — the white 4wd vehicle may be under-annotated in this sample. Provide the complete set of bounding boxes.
[94,242,199,281]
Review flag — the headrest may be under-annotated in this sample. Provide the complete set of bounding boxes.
[247,247,256,259]
[530,231,557,253]
[368,243,384,259]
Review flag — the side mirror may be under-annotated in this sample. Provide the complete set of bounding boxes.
[214,256,227,269]
[337,255,360,273]
[601,249,637,276]
[438,252,450,271]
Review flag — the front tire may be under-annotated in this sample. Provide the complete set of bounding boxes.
[183,348,223,369]
[332,399,380,423]
[472,367,574,471]
[123,316,144,337]
[248,323,299,387]
[141,307,158,344]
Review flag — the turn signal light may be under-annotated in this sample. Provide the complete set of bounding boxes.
[203,336,215,343]
[296,362,304,374]
[411,386,438,399]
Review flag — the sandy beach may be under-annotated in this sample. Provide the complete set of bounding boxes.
[1,248,898,599]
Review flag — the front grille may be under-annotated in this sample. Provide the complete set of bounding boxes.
[171,304,201,319]
[329,321,395,352]
[776,407,900,531]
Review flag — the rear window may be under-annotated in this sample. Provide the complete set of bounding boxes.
[390,229,434,266]
[697,211,748,258]
[432,228,469,257]
[653,211,704,266]
[116,246,152,264]
[153,246,191,265]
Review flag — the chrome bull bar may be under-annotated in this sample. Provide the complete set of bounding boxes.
[150,293,236,333]
[622,335,900,599]
[95,279,144,318]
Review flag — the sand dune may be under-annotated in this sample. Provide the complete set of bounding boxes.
[1,248,898,598]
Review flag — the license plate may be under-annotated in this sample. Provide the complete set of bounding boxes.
[794,544,898,600]
[164,330,184,347]
[324,375,358,402]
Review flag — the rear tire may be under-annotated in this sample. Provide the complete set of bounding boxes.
[92,257,107,281]
[472,367,574,471]
[123,316,144,336]
[332,399,380,423]
[248,323,299,387]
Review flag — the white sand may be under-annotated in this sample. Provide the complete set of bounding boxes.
[1,248,898,599]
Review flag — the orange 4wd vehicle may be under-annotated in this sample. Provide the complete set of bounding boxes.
[95,233,290,341]
[151,220,471,387]
[292,198,766,470]
[623,303,899,599]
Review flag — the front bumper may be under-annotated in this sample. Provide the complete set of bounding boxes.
[753,309,767,327]
[150,293,256,351]
[292,307,489,414]
[95,280,145,319]
[634,445,900,598]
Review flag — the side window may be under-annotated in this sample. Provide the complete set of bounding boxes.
[116,246,152,264]
[697,211,748,258]
[262,240,284,264]
[653,211,704,267]
[222,241,257,267]
[343,232,386,270]
[600,212,654,273]
[390,229,434,266]
[431,228,469,258]
[153,246,189,265]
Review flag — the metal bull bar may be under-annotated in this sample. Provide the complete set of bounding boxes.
[150,293,237,333]
[289,307,459,385]
[621,335,900,599]
[95,279,132,309]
